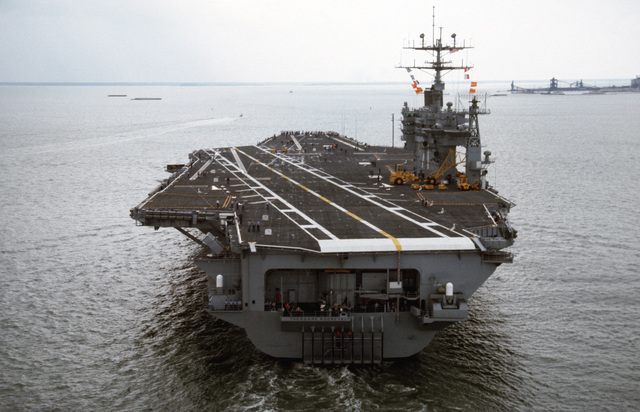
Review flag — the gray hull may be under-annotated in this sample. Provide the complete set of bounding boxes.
[199,249,498,361]
[131,27,516,363]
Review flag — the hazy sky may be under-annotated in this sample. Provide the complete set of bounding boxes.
[1,0,639,83]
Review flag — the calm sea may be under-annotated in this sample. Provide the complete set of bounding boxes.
[1,84,638,411]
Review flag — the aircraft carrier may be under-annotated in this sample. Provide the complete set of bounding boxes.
[131,29,517,364]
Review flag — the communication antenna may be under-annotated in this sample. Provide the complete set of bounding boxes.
[431,6,435,46]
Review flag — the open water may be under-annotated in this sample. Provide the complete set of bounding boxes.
[1,84,639,411]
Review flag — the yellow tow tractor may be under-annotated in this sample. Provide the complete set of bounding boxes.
[390,149,464,190]
[457,173,470,190]
[456,172,480,191]
[271,146,288,153]
[390,163,416,186]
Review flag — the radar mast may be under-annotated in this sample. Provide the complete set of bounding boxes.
[397,14,488,190]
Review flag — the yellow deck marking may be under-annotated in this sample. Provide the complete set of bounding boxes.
[343,210,363,221]
[236,147,403,250]
[378,230,402,251]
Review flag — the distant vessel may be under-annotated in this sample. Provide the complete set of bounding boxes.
[511,77,640,94]
[131,97,162,100]
[131,25,517,364]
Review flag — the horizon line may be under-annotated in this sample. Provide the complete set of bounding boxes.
[0,78,635,87]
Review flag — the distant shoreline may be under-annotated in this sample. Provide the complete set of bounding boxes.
[0,79,635,88]
[0,81,405,87]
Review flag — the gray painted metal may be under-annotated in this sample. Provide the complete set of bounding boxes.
[131,28,517,362]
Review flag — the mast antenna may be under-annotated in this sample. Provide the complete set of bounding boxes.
[431,6,435,47]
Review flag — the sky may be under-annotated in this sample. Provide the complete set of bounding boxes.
[1,0,639,83]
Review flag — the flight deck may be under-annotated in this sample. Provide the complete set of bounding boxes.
[132,132,504,254]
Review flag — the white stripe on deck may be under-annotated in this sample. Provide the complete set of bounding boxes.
[328,135,365,151]
[230,147,248,174]
[289,135,303,151]
[216,149,338,241]
[255,146,452,238]
[317,237,475,253]
[190,158,213,180]
[236,147,403,251]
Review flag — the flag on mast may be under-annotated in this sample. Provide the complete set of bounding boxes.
[406,68,424,94]
[466,69,477,93]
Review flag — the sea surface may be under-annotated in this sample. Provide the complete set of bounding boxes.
[1,84,638,411]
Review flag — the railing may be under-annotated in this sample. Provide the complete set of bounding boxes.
[281,311,352,319]
[203,292,243,312]
[271,305,408,315]
[208,304,243,311]
[482,250,514,263]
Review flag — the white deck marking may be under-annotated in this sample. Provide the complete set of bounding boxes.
[235,147,403,251]
[190,158,213,180]
[230,147,248,174]
[289,135,303,151]
[255,145,452,237]
[328,135,365,151]
[216,149,338,241]
[317,237,474,253]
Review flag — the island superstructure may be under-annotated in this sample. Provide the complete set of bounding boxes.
[131,28,517,364]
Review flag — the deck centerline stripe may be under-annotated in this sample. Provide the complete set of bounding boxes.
[256,146,450,238]
[378,231,403,250]
[237,147,402,250]
[219,152,335,241]
[218,149,339,241]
